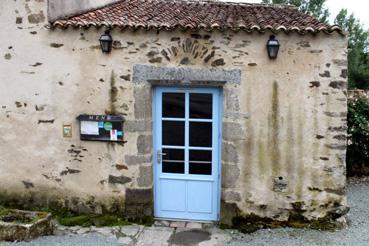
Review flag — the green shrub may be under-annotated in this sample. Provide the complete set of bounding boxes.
[347,96,369,176]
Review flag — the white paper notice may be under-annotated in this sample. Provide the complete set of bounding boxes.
[81,121,99,135]
[110,129,118,141]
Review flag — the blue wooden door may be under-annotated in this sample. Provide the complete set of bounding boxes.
[153,87,221,221]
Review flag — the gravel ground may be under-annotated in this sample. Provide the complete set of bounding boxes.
[1,233,122,246]
[1,179,369,246]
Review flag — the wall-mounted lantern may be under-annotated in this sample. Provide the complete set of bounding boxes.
[99,30,113,53]
[266,35,280,59]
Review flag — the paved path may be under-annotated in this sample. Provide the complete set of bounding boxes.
[1,181,369,246]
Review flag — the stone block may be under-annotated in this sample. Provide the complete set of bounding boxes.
[118,237,134,246]
[137,165,153,187]
[222,142,238,164]
[108,175,132,185]
[0,210,52,241]
[222,190,241,202]
[170,221,186,228]
[224,88,240,112]
[143,205,153,216]
[125,188,153,204]
[136,227,174,246]
[120,225,141,237]
[222,122,245,141]
[137,135,153,154]
[221,164,240,188]
[125,155,152,166]
[134,86,152,119]
[125,120,152,132]
[186,222,203,229]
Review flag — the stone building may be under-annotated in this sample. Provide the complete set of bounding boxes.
[0,0,348,228]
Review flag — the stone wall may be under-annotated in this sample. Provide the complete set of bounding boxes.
[0,0,348,225]
[47,0,119,22]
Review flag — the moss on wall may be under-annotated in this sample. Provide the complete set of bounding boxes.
[270,81,281,178]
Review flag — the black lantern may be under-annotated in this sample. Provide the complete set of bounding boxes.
[266,35,280,59]
[99,30,113,53]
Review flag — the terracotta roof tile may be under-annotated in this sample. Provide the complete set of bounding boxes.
[50,0,343,34]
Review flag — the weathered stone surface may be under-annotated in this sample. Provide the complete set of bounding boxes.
[133,64,242,84]
[60,168,81,176]
[328,126,347,132]
[108,175,132,185]
[134,86,152,119]
[319,71,330,77]
[309,81,320,88]
[22,181,34,189]
[118,237,134,245]
[50,43,64,48]
[222,190,241,202]
[125,120,152,132]
[222,165,240,188]
[170,221,186,228]
[332,59,348,67]
[125,188,153,204]
[325,144,346,150]
[0,1,348,227]
[0,210,52,242]
[137,135,152,155]
[137,165,153,187]
[324,112,346,117]
[222,142,239,164]
[329,81,347,89]
[186,222,203,229]
[120,224,141,237]
[211,58,225,67]
[223,122,245,141]
[47,0,118,22]
[136,227,174,246]
[273,177,288,192]
[297,41,311,47]
[125,155,152,165]
[16,17,22,24]
[28,12,45,24]
[224,88,240,112]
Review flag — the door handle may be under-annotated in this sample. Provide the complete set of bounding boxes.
[157,150,167,164]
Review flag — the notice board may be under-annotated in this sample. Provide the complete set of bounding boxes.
[77,114,124,142]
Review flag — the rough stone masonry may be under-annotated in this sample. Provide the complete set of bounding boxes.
[0,0,348,229]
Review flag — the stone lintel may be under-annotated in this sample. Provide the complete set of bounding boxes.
[133,64,241,85]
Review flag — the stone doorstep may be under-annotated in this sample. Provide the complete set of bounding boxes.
[154,219,214,229]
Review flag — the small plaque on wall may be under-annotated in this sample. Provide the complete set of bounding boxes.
[77,114,124,142]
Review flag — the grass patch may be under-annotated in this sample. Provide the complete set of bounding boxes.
[0,206,11,217]
[57,214,131,227]
[0,204,153,227]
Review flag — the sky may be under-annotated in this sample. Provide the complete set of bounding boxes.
[223,0,369,28]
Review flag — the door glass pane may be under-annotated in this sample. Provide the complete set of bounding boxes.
[163,121,184,146]
[163,93,185,118]
[189,122,212,147]
[162,148,184,174]
[190,93,212,119]
[189,150,212,175]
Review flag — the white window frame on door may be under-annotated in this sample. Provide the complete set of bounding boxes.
[152,86,223,221]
